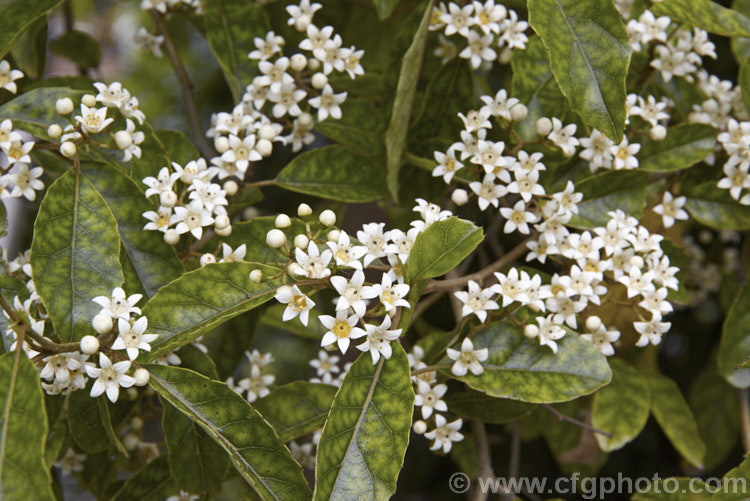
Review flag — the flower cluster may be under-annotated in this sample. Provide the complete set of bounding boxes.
[0,59,23,94]
[0,120,43,201]
[430,1,529,68]
[226,350,276,403]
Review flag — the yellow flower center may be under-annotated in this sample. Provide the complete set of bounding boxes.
[333,320,351,339]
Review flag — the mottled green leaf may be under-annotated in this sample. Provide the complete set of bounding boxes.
[9,16,47,80]
[684,182,750,230]
[718,281,750,384]
[315,98,385,155]
[204,216,308,264]
[639,124,716,172]
[569,170,649,227]
[314,344,414,500]
[80,161,183,298]
[254,382,337,442]
[129,121,172,183]
[528,0,631,142]
[111,456,177,501]
[385,1,432,202]
[43,420,66,469]
[0,352,55,501]
[652,0,750,37]
[276,145,386,202]
[0,0,63,58]
[740,59,750,114]
[203,0,269,101]
[591,359,651,451]
[443,387,536,424]
[50,30,100,69]
[31,169,123,342]
[647,372,706,469]
[0,86,85,138]
[146,364,311,501]
[155,129,199,166]
[67,389,133,454]
[632,478,711,500]
[142,262,282,360]
[713,455,750,501]
[408,217,483,282]
[176,343,219,379]
[161,398,230,493]
[441,321,612,403]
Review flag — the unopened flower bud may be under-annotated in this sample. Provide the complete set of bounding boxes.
[308,58,321,71]
[319,209,336,226]
[56,97,75,115]
[498,47,513,64]
[133,368,150,386]
[82,94,96,107]
[327,229,341,242]
[311,72,328,89]
[60,141,76,158]
[114,130,133,150]
[524,324,539,338]
[266,229,286,248]
[123,434,140,450]
[130,416,143,430]
[80,335,100,354]
[294,234,309,248]
[160,190,177,208]
[47,124,62,139]
[164,229,180,245]
[586,315,602,332]
[451,188,468,206]
[223,180,238,196]
[214,214,230,230]
[510,103,528,122]
[275,214,291,228]
[92,314,112,335]
[535,117,552,136]
[256,138,273,157]
[249,269,263,283]
[215,136,230,153]
[298,112,313,128]
[649,125,667,141]
[297,203,312,216]
[259,124,277,141]
[291,53,307,72]
[200,253,216,266]
[215,224,232,236]
[413,420,427,434]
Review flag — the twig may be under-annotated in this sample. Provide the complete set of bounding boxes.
[739,389,750,453]
[542,404,612,437]
[410,364,448,376]
[471,421,501,501]
[424,237,534,293]
[412,291,445,321]
[150,10,213,159]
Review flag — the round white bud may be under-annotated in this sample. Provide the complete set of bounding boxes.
[307,58,321,71]
[200,253,216,266]
[586,315,602,332]
[510,103,528,122]
[266,229,286,248]
[215,224,232,236]
[259,124,277,141]
[164,229,180,245]
[275,213,292,228]
[249,269,263,283]
[649,125,667,141]
[311,72,328,89]
[82,94,96,107]
[214,136,230,153]
[130,416,144,430]
[298,112,313,128]
[56,97,74,115]
[327,229,341,242]
[294,234,309,249]
[291,53,307,72]
[413,420,428,434]
[498,47,513,64]
[80,335,100,354]
[535,117,552,136]
[294,15,312,31]
[256,138,273,157]
[451,188,468,206]
[629,255,644,269]
[319,209,336,226]
[47,124,62,139]
[297,203,312,216]
[215,214,230,230]
[133,368,150,387]
[60,141,77,158]
[123,434,140,450]
[114,130,133,150]
[91,314,112,335]
[223,180,238,196]
[159,190,177,208]
[524,324,539,338]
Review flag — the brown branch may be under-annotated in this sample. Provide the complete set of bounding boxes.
[471,421,502,501]
[740,389,750,454]
[542,404,612,437]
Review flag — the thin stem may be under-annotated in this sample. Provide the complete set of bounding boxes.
[410,364,448,376]
[542,404,612,437]
[471,421,502,501]
[243,179,276,189]
[150,10,213,159]
[739,389,750,453]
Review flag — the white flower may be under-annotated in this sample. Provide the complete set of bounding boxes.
[120,119,144,162]
[299,24,334,52]
[424,414,464,453]
[356,315,402,363]
[547,118,579,156]
[506,169,545,202]
[309,350,340,378]
[93,81,127,108]
[75,104,114,134]
[341,46,365,79]
[459,31,496,69]
[40,353,83,383]
[269,82,307,118]
[414,380,448,419]
[153,351,181,366]
[275,285,315,326]
[221,134,262,172]
[385,227,419,263]
[546,292,586,328]
[294,241,333,279]
[246,349,274,369]
[85,353,135,403]
[308,84,347,121]
[617,267,656,298]
[92,287,142,319]
[327,230,367,269]
[0,60,23,94]
[472,1,506,35]
[581,319,620,357]
[287,0,322,32]
[6,164,44,201]
[441,2,475,37]
[525,315,566,353]
[220,243,246,263]
[432,146,464,184]
[458,109,491,133]
[238,365,275,402]
[134,27,164,57]
[610,138,640,170]
[373,273,410,314]
[111,317,159,360]
[55,448,87,475]
[172,201,214,239]
[469,173,508,211]
[330,269,377,317]
[500,9,529,50]
[319,310,366,354]
[634,316,671,347]
[172,158,213,185]
[446,337,489,377]
[357,222,388,267]
[653,191,689,228]
[493,268,530,307]
[143,166,180,198]
[188,180,228,213]
[500,200,538,234]
[248,30,284,60]
[454,280,499,323]
[579,130,614,171]
[143,206,173,233]
[551,181,583,215]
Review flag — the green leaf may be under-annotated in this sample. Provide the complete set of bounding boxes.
[275,145,386,202]
[372,0,400,19]
[0,87,85,138]
[384,0,433,202]
[155,129,199,166]
[638,124,716,172]
[176,343,219,379]
[129,121,172,183]
[0,201,6,238]
[146,364,311,501]
[44,420,67,469]
[568,170,649,227]
[407,217,483,282]
[527,0,631,142]
[314,98,385,155]
[511,35,566,141]
[67,389,133,454]
[161,398,230,493]
[740,59,750,115]
[684,182,750,230]
[80,161,184,298]
[97,398,128,457]
[142,262,281,360]
[111,456,177,501]
[442,321,612,403]
[205,216,308,264]
[203,0,269,101]
[9,16,47,80]
[0,0,63,59]
[646,372,706,469]
[314,344,414,500]
[713,455,750,501]
[718,281,750,384]
[591,359,651,451]
[652,0,750,37]
[443,387,536,424]
[0,352,55,501]
[632,478,711,500]
[49,30,101,69]
[254,382,336,442]
[31,169,124,342]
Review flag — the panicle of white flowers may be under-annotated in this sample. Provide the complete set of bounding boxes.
[0,119,44,201]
